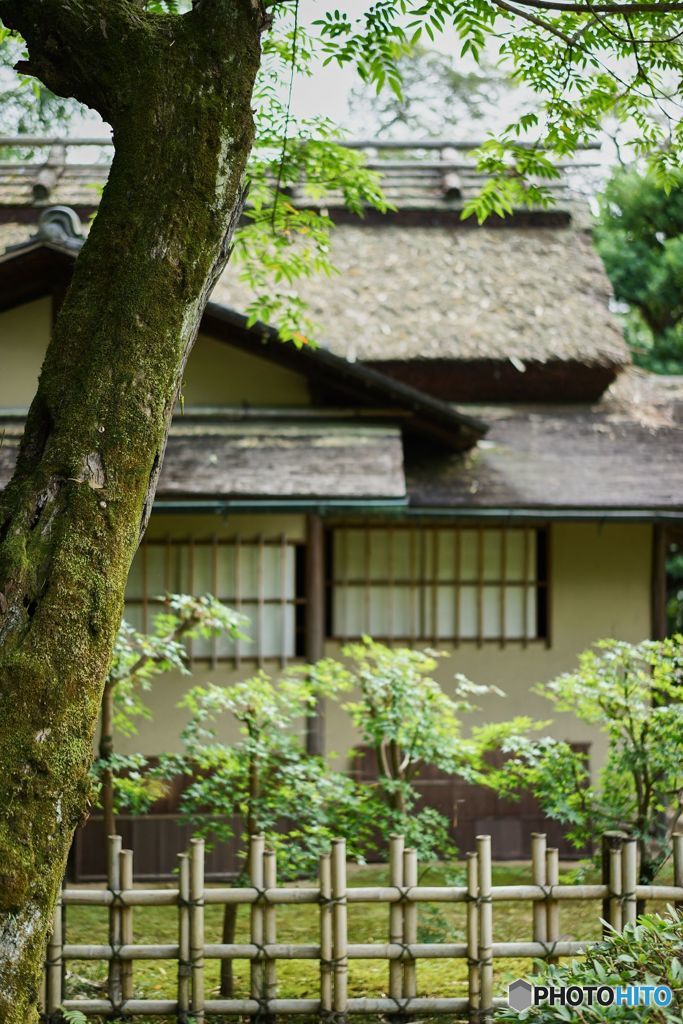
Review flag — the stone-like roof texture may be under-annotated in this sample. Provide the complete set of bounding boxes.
[213,222,627,368]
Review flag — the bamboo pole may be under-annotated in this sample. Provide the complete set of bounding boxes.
[178,853,191,1022]
[388,834,405,1009]
[673,833,683,913]
[107,835,123,1011]
[607,837,623,934]
[319,853,333,1016]
[545,848,559,965]
[601,831,623,936]
[403,847,418,1001]
[531,833,547,962]
[190,837,205,1022]
[476,835,493,1023]
[331,838,348,1021]
[46,887,63,1014]
[264,848,278,1017]
[120,849,134,1002]
[250,834,266,1006]
[621,837,638,928]
[466,851,480,1024]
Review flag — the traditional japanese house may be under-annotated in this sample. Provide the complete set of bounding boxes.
[1,142,681,874]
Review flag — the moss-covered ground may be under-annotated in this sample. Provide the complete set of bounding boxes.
[63,860,673,1022]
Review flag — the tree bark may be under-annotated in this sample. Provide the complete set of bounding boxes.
[0,2,264,1017]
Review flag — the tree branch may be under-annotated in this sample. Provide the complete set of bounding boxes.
[492,0,577,44]
[0,0,167,122]
[502,0,683,13]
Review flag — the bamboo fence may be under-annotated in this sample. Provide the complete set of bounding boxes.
[43,830,683,1022]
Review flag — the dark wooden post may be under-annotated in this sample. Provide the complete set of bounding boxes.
[651,525,668,640]
[306,514,326,756]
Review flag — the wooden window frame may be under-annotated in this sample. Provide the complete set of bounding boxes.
[325,523,550,647]
[125,535,307,667]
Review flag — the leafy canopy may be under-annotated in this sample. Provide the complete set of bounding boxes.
[595,167,683,373]
[166,667,378,878]
[499,637,683,882]
[1,0,683,337]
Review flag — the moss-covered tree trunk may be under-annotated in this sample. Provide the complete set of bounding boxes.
[0,1,264,1018]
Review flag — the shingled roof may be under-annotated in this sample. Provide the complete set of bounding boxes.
[406,370,683,513]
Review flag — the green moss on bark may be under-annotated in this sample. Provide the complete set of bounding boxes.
[0,2,264,1018]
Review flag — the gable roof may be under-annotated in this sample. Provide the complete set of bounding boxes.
[0,143,628,401]
[0,216,486,453]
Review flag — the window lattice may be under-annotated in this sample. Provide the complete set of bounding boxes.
[328,527,547,644]
[125,536,303,664]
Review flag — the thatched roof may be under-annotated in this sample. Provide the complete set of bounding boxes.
[212,221,627,377]
[0,147,628,399]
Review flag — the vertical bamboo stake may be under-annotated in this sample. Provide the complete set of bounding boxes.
[46,888,63,1015]
[531,833,547,957]
[608,837,623,933]
[466,852,480,1024]
[601,831,623,935]
[331,838,348,1021]
[673,833,683,913]
[388,834,405,1008]
[120,848,134,1002]
[477,836,493,1023]
[320,853,333,1016]
[403,847,418,1001]
[107,834,123,1011]
[190,838,205,1022]
[264,848,277,1013]
[250,834,266,1005]
[545,848,559,965]
[621,837,638,928]
[178,853,191,1022]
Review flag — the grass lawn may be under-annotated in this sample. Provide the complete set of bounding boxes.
[62,860,672,1022]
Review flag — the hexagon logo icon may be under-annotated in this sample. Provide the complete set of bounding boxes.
[508,979,533,1011]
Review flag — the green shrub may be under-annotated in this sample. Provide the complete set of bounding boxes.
[497,912,683,1023]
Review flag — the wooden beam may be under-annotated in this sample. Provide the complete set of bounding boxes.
[305,514,326,756]
[651,524,668,640]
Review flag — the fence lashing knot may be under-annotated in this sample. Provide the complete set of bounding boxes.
[253,941,270,961]
[619,889,637,905]
[177,894,204,908]
[388,995,413,1014]
[319,894,346,907]
[109,889,127,908]
[109,941,123,963]
[537,884,554,899]
[177,956,192,977]
[397,941,416,962]
[540,940,560,958]
[254,994,273,1021]
[253,885,269,905]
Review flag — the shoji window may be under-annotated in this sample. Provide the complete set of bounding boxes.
[328,526,548,644]
[125,536,304,665]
